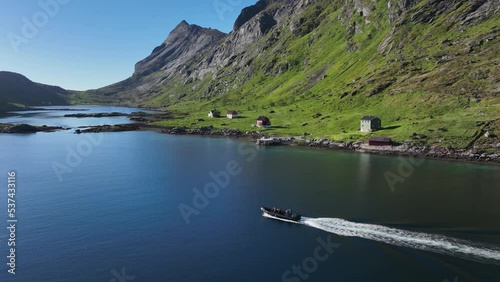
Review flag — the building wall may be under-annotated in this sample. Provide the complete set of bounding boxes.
[360,120,371,132]
[360,119,381,132]
[256,120,270,127]
[371,119,381,130]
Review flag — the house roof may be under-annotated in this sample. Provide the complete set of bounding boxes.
[227,110,238,114]
[361,116,380,121]
[257,116,269,121]
[210,109,220,113]
[369,137,391,142]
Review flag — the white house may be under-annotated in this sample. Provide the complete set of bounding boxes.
[360,116,382,132]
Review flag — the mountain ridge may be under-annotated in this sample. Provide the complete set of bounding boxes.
[83,0,499,103]
[70,0,499,149]
[134,20,227,77]
[0,71,69,111]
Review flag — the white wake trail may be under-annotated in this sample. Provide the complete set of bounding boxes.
[262,212,302,224]
[302,217,500,265]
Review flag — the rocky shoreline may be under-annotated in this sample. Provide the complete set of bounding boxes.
[0,123,66,133]
[75,124,141,134]
[1,120,499,164]
[144,125,500,165]
[64,112,129,118]
[64,111,173,122]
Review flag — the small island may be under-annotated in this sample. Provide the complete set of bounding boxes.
[0,124,66,133]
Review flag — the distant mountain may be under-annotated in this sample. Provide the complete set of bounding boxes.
[0,71,69,111]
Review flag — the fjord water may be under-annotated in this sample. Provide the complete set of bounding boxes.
[0,108,500,281]
[0,105,151,128]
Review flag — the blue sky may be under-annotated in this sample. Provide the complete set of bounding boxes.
[0,0,256,90]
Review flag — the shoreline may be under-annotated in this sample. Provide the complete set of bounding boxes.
[137,124,500,165]
[1,116,499,165]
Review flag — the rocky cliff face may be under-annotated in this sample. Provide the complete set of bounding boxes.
[88,0,499,107]
[134,21,226,77]
[233,0,271,31]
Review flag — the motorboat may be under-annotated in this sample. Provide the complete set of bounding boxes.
[261,207,301,222]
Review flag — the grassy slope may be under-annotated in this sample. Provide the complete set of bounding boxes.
[75,0,499,150]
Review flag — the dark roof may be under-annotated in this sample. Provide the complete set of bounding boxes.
[227,110,238,114]
[257,116,269,121]
[369,137,391,142]
[361,116,380,121]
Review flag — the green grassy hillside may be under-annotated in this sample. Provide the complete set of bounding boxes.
[75,0,500,150]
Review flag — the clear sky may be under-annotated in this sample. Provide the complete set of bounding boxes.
[0,0,256,90]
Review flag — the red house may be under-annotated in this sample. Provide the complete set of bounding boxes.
[256,116,271,128]
[369,137,392,146]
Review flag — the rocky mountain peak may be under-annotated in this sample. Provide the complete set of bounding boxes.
[93,0,499,110]
[233,0,271,31]
[134,20,226,77]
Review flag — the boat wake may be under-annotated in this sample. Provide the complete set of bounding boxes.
[301,217,500,265]
[262,212,302,224]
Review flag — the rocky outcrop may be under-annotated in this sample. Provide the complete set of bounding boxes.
[379,0,498,54]
[233,0,271,31]
[161,126,245,137]
[64,111,172,122]
[76,124,140,134]
[387,0,417,22]
[64,112,129,118]
[2,124,38,133]
[0,124,65,133]
[461,0,500,25]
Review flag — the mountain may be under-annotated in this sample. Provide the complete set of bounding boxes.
[0,71,69,111]
[134,20,227,77]
[76,0,499,149]
[77,21,226,105]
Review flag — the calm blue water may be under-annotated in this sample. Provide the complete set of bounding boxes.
[0,108,499,282]
[0,106,152,128]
